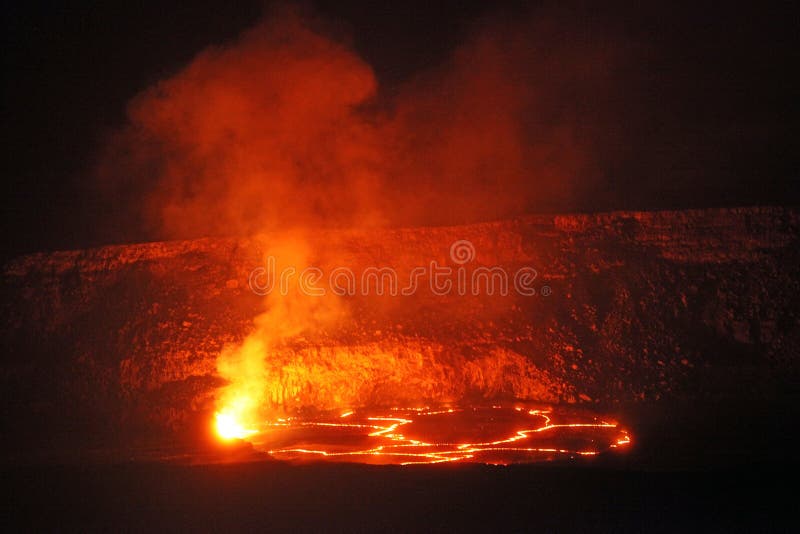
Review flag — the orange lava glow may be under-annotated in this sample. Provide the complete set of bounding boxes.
[234,405,631,465]
[214,411,258,441]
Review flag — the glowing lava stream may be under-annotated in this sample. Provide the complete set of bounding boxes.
[226,406,632,465]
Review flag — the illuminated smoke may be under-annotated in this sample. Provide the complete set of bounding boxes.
[214,236,348,438]
[97,3,624,239]
[95,4,628,437]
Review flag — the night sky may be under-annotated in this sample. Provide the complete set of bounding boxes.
[2,0,798,258]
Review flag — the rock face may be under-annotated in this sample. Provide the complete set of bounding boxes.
[2,207,799,450]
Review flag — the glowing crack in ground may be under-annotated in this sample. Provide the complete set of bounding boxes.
[244,405,631,465]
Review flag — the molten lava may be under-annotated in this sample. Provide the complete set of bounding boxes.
[214,336,268,441]
[217,405,631,465]
[208,235,632,464]
[214,412,257,441]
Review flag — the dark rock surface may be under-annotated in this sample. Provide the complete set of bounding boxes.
[2,207,798,452]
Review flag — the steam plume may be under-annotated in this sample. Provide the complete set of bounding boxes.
[97,3,624,238]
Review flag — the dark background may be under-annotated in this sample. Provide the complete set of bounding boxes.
[2,0,798,258]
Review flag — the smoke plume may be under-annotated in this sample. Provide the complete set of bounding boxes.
[97,3,625,239]
[94,3,630,423]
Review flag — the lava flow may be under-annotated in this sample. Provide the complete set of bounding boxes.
[226,405,631,465]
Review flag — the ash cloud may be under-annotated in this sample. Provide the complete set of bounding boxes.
[97,3,629,240]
